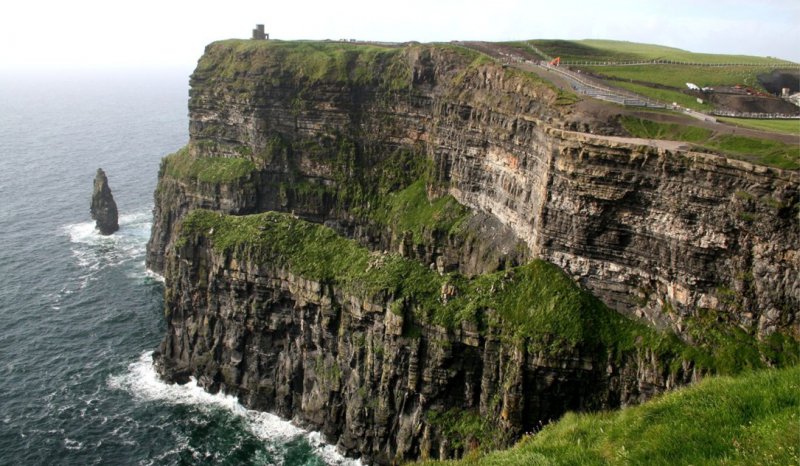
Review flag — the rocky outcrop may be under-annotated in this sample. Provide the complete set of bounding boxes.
[91,168,119,235]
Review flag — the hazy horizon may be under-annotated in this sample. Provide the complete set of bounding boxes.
[1,0,798,70]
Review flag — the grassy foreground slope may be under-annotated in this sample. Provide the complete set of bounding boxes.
[416,365,800,466]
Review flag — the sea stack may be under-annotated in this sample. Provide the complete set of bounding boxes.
[90,168,119,235]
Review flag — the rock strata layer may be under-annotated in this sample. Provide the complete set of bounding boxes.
[91,168,119,235]
[155,220,698,464]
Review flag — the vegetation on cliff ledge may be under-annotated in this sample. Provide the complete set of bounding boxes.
[178,209,657,356]
[417,365,800,466]
[177,209,797,373]
[161,146,256,183]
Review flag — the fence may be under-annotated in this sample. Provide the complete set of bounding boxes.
[711,111,800,119]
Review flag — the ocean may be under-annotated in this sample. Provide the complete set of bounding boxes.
[0,69,358,466]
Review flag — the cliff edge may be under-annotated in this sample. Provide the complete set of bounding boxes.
[146,40,799,464]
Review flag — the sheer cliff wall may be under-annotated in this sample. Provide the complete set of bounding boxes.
[148,41,799,340]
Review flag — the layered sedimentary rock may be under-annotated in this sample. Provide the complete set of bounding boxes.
[91,168,119,235]
[148,41,798,339]
[155,211,698,464]
[147,41,799,463]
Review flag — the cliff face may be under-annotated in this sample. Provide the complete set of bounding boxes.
[147,40,799,463]
[148,40,798,339]
[155,211,698,464]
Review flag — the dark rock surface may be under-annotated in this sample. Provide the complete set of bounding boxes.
[90,168,119,235]
[155,234,698,464]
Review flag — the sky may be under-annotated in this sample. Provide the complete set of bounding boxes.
[1,0,798,70]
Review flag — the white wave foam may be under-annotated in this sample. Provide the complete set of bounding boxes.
[64,438,84,450]
[62,209,153,283]
[109,352,362,466]
[144,268,165,283]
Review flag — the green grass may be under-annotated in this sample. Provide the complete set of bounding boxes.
[527,40,795,105]
[579,40,795,65]
[197,39,413,90]
[581,64,776,108]
[415,365,800,466]
[585,64,774,89]
[620,116,800,169]
[372,179,470,246]
[620,116,712,142]
[612,81,708,110]
[532,39,795,65]
[162,146,256,183]
[718,117,800,135]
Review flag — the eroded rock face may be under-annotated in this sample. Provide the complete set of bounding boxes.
[91,168,119,235]
[147,42,799,340]
[155,235,698,465]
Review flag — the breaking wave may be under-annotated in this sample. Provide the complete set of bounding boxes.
[109,352,362,466]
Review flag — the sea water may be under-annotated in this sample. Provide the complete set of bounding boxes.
[0,69,358,465]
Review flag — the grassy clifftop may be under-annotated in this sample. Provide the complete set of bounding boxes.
[417,365,800,466]
[208,39,409,88]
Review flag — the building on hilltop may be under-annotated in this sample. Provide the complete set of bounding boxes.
[252,24,269,40]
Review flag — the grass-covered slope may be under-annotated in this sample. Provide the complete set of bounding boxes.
[197,39,412,89]
[530,39,794,66]
[525,39,798,111]
[417,365,800,466]
[716,117,800,136]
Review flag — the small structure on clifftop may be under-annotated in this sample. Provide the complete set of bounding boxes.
[252,24,269,40]
[90,168,119,235]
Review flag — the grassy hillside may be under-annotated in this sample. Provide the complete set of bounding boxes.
[717,117,800,136]
[525,39,797,111]
[578,40,794,65]
[531,39,794,65]
[416,365,800,466]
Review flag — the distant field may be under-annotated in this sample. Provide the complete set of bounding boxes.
[583,65,774,110]
[717,117,800,135]
[532,39,796,65]
[582,64,769,90]
[520,40,796,110]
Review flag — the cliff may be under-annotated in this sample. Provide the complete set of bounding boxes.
[147,40,799,463]
[156,209,699,464]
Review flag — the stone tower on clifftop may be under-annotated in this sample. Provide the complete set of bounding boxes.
[252,24,268,40]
